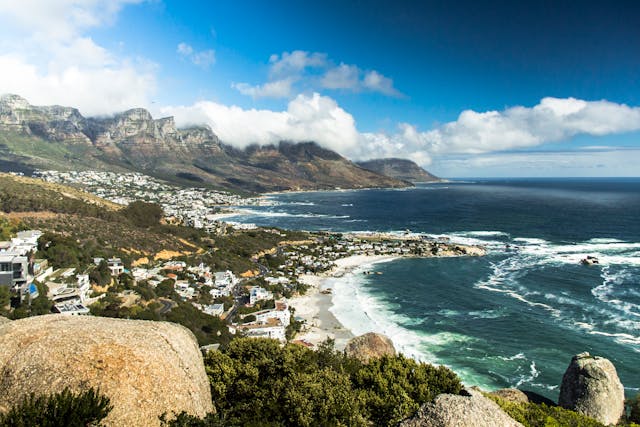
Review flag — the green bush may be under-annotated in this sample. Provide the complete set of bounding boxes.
[630,393,640,424]
[488,395,605,427]
[200,338,461,426]
[0,387,112,427]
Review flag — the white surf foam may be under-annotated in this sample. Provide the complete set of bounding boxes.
[515,361,540,388]
[328,260,475,365]
[233,208,350,219]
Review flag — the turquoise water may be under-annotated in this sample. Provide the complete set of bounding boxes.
[227,179,640,400]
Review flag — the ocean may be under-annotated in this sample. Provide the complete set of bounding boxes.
[225,178,640,400]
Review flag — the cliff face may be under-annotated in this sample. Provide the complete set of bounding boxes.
[357,158,439,182]
[0,94,409,193]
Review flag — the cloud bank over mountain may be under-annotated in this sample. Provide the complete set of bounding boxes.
[1,0,639,176]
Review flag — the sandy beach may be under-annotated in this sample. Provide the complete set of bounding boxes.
[288,255,399,350]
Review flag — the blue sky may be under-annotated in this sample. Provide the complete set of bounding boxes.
[1,0,639,177]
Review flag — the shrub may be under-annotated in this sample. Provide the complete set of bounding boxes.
[201,338,461,426]
[630,393,640,424]
[0,387,112,427]
[488,395,605,427]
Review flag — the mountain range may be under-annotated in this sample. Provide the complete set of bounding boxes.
[0,94,437,193]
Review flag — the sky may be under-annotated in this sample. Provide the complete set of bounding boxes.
[0,0,639,177]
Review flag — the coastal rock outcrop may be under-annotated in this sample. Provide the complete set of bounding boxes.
[558,352,624,425]
[399,388,524,427]
[0,314,213,426]
[344,332,396,363]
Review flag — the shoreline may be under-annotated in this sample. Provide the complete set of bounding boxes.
[288,254,400,350]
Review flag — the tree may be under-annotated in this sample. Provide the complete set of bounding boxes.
[156,279,176,298]
[89,260,111,287]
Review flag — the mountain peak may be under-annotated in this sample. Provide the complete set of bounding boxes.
[0,94,31,110]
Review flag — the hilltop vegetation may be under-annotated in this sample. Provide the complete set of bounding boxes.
[169,338,462,427]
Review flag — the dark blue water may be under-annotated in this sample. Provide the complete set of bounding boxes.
[228,179,640,399]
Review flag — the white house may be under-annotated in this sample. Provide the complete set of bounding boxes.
[236,318,286,342]
[53,299,90,315]
[174,281,195,300]
[107,258,124,276]
[249,286,273,305]
[203,303,225,317]
[254,300,291,327]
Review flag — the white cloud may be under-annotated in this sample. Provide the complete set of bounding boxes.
[192,50,216,68]
[0,0,155,116]
[234,50,401,98]
[268,50,327,78]
[177,42,193,56]
[432,149,640,178]
[355,98,640,167]
[0,54,156,116]
[321,64,360,90]
[161,92,360,154]
[363,70,401,96]
[177,42,216,69]
[231,78,295,99]
[0,0,144,42]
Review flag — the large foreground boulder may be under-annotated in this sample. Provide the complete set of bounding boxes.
[0,314,213,426]
[344,332,396,363]
[399,388,523,427]
[559,352,624,426]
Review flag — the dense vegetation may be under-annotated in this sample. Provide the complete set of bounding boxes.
[487,394,640,427]
[0,388,112,427]
[121,201,164,228]
[0,215,24,240]
[0,174,121,221]
[197,228,310,274]
[172,338,462,426]
[89,278,234,346]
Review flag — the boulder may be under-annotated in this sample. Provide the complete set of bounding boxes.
[558,352,624,425]
[489,388,529,404]
[0,316,10,326]
[0,314,213,426]
[344,332,396,363]
[399,388,524,427]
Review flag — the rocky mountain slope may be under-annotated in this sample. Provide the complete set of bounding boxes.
[0,94,408,193]
[357,158,439,182]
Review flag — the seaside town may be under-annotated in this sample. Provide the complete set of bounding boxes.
[34,170,267,232]
[0,171,486,350]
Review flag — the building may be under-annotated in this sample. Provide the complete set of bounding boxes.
[249,286,273,305]
[174,281,195,300]
[254,300,291,327]
[235,318,286,342]
[53,300,90,315]
[107,258,124,276]
[0,254,29,293]
[203,303,225,317]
